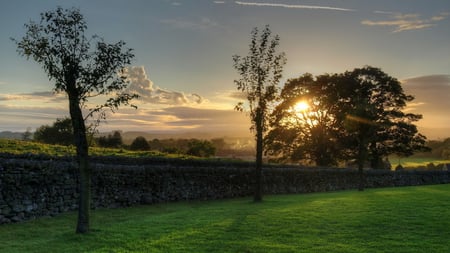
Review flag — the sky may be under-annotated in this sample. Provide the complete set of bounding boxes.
[0,0,449,139]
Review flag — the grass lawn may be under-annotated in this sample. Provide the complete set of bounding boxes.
[1,184,449,253]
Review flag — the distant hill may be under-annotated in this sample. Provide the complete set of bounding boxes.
[0,131,25,140]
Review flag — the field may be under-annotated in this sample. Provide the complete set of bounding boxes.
[0,139,189,159]
[0,184,449,253]
[390,156,450,169]
[2,139,448,169]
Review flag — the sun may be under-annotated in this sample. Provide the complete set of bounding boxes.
[294,101,309,112]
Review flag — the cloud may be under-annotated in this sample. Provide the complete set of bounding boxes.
[213,1,226,4]
[0,91,65,103]
[156,106,250,131]
[0,104,68,131]
[160,17,219,30]
[124,66,204,105]
[234,1,355,12]
[362,12,449,33]
[402,75,450,128]
[92,105,251,135]
[228,91,247,100]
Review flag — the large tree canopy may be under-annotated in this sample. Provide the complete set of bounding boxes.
[266,73,343,166]
[267,66,429,174]
[13,7,138,233]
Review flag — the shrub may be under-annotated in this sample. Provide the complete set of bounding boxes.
[130,136,150,151]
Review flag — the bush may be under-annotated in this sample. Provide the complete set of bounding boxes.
[186,139,216,157]
[130,136,150,151]
[34,118,73,146]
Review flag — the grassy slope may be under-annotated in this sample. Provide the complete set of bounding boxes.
[0,139,189,159]
[1,184,449,253]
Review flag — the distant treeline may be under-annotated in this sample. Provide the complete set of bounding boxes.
[95,130,254,158]
[414,138,450,160]
[6,117,449,161]
[20,119,252,158]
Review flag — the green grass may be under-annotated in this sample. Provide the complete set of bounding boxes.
[0,139,191,159]
[1,184,449,253]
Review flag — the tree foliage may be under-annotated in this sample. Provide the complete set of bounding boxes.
[97,131,123,148]
[34,118,74,146]
[13,7,138,233]
[186,139,216,157]
[129,136,150,151]
[233,25,286,202]
[266,73,343,166]
[267,66,429,176]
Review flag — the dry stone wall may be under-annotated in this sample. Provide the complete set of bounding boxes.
[0,154,449,224]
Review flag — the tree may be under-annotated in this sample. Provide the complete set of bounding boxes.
[130,136,150,151]
[34,118,74,145]
[13,7,138,233]
[186,139,216,157]
[97,131,123,148]
[339,67,429,190]
[266,73,343,166]
[267,67,429,186]
[233,25,286,202]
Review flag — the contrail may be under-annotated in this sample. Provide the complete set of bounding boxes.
[235,1,355,12]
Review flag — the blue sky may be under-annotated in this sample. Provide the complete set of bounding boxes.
[0,0,449,139]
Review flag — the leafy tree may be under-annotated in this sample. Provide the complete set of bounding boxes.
[233,25,286,202]
[97,131,123,148]
[13,7,138,233]
[34,118,74,145]
[186,139,216,157]
[267,73,343,166]
[130,136,150,151]
[339,67,429,189]
[148,138,163,151]
[267,67,429,188]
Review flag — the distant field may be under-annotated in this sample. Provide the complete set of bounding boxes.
[0,139,189,159]
[0,184,449,252]
[390,156,450,169]
[1,139,448,169]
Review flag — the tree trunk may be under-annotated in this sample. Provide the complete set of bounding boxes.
[68,93,91,234]
[254,130,263,202]
[357,139,366,192]
[358,162,364,192]
[254,113,264,202]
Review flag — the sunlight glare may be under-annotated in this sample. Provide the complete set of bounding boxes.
[294,101,309,112]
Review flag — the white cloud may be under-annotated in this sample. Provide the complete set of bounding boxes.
[214,1,226,4]
[0,91,65,103]
[234,1,355,12]
[124,66,204,105]
[362,12,449,33]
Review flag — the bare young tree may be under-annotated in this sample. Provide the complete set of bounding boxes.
[233,25,286,202]
[13,7,138,233]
